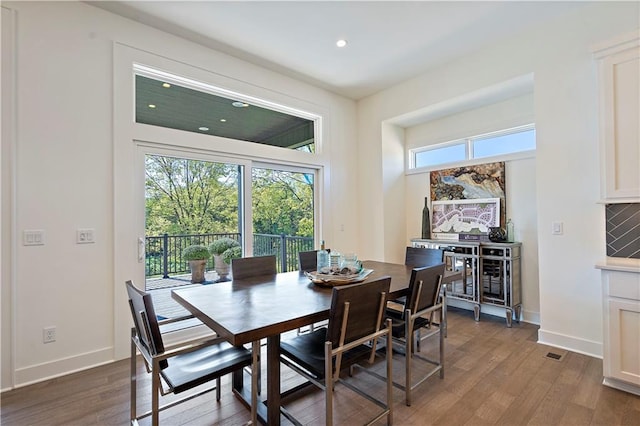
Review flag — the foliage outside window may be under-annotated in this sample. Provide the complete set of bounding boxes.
[411,124,535,169]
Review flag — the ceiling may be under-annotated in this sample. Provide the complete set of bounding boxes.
[91,1,590,100]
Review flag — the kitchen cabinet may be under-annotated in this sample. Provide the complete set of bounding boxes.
[597,262,640,396]
[593,31,640,202]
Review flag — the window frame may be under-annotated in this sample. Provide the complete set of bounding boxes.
[408,123,536,173]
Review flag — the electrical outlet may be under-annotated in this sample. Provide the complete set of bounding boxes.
[43,326,56,343]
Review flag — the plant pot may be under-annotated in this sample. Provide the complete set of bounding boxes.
[213,254,230,281]
[189,259,207,283]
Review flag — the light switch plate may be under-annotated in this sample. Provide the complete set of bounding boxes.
[76,228,95,244]
[23,230,45,246]
[552,222,563,235]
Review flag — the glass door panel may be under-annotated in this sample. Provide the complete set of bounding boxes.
[251,167,315,271]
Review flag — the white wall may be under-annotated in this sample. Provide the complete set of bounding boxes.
[2,1,356,388]
[403,93,540,323]
[357,2,639,357]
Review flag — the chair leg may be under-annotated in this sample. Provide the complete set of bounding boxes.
[216,377,221,401]
[386,330,394,425]
[152,360,161,426]
[405,317,413,406]
[325,341,333,426]
[439,309,445,379]
[130,335,137,424]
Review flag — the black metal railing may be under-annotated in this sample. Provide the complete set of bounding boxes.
[145,232,314,277]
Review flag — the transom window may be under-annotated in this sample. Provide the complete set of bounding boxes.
[411,124,536,169]
[135,72,317,152]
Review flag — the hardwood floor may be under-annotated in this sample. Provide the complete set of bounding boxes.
[2,307,639,425]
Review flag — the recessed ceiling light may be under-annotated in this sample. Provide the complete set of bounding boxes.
[162,83,171,88]
[220,119,227,122]
[336,39,347,48]
[198,126,209,131]
[232,101,249,108]
[148,104,156,109]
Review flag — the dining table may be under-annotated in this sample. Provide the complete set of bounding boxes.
[171,260,459,425]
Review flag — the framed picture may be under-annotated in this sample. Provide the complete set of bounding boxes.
[431,198,500,240]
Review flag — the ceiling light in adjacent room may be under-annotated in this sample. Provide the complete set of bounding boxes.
[198,126,209,131]
[220,119,227,122]
[336,39,347,48]
[232,101,249,108]
[148,104,156,109]
[162,82,171,88]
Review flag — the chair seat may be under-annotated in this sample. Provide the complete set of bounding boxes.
[280,328,372,380]
[162,341,252,394]
[386,308,432,339]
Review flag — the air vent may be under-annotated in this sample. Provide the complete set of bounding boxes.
[546,352,563,361]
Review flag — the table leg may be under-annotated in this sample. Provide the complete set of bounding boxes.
[267,334,281,426]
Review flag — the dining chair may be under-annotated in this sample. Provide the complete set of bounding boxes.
[390,246,446,325]
[230,254,277,280]
[279,277,394,426]
[385,264,446,406]
[405,246,445,267]
[229,254,277,395]
[298,249,318,272]
[126,280,258,426]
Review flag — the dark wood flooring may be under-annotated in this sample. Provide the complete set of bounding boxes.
[2,307,639,425]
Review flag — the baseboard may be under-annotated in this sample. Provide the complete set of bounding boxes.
[537,328,603,359]
[13,347,113,388]
[447,298,539,325]
[603,377,640,396]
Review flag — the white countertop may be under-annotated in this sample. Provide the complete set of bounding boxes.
[596,258,640,273]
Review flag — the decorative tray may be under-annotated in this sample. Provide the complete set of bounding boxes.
[304,269,374,287]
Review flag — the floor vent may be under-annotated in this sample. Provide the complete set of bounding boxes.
[546,352,563,361]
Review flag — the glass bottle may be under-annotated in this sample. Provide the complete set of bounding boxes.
[316,242,329,273]
[506,218,515,242]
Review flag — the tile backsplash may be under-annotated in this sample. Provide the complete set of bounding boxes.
[606,203,640,259]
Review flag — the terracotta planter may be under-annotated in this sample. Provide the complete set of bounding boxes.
[189,259,207,283]
[213,254,230,281]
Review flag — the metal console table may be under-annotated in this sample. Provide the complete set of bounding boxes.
[411,238,522,327]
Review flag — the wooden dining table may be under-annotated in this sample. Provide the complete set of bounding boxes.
[171,260,456,425]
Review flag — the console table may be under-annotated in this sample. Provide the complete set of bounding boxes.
[411,238,522,327]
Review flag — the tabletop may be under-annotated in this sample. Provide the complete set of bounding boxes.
[171,260,413,346]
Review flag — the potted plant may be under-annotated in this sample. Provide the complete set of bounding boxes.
[183,244,210,283]
[208,238,241,281]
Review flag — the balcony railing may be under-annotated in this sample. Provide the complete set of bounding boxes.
[145,233,314,278]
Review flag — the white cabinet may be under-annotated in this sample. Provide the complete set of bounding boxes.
[598,263,640,396]
[593,31,640,202]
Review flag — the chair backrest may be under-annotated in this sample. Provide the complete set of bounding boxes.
[405,246,445,267]
[126,280,166,360]
[405,264,445,316]
[326,276,391,348]
[231,255,277,280]
[298,250,318,272]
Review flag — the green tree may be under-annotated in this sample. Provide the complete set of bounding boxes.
[252,168,314,237]
[145,155,239,235]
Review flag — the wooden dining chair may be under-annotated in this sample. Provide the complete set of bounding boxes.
[385,263,446,406]
[126,281,258,426]
[231,254,277,280]
[279,277,394,426]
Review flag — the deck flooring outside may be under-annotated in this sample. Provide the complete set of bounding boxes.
[146,271,225,319]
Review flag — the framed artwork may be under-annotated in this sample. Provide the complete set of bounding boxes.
[430,161,506,238]
[431,198,500,240]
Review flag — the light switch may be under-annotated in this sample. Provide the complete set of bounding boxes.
[76,228,95,244]
[23,230,45,246]
[552,222,563,235]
